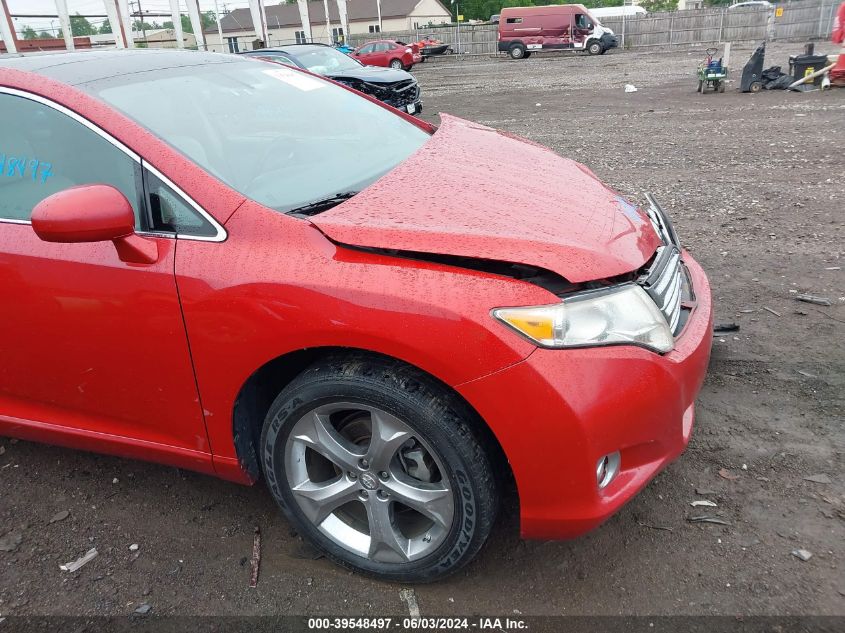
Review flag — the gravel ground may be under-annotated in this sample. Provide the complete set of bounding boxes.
[1,43,843,619]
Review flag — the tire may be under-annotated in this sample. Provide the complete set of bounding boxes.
[587,40,603,56]
[524,51,531,58]
[717,81,725,93]
[260,355,498,583]
[389,58,404,69]
[749,81,762,93]
[697,80,704,93]
[508,43,526,59]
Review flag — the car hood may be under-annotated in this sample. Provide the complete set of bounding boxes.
[327,66,413,84]
[311,115,660,284]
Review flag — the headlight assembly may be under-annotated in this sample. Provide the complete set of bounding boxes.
[492,284,674,354]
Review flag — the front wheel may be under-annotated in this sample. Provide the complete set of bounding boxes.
[587,40,603,56]
[508,43,526,59]
[260,356,498,582]
[389,58,404,69]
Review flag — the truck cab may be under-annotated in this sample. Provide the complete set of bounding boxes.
[497,4,618,59]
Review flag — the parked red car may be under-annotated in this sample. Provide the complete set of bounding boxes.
[0,51,711,582]
[351,39,422,70]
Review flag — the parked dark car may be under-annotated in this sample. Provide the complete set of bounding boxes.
[241,44,422,115]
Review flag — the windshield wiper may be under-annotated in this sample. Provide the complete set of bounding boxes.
[286,192,359,216]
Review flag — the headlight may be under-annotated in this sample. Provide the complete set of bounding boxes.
[492,284,674,353]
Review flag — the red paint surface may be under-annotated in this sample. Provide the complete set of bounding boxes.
[351,40,422,68]
[313,115,661,283]
[0,64,711,539]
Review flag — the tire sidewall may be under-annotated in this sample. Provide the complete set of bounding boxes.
[587,40,602,55]
[390,59,403,69]
[260,377,487,582]
[509,44,525,59]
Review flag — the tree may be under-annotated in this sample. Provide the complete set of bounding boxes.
[37,31,52,39]
[21,25,38,40]
[133,20,161,32]
[640,0,681,11]
[99,19,112,34]
[70,13,97,36]
[163,15,193,34]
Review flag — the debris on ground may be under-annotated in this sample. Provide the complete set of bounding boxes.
[134,603,151,615]
[400,588,421,618]
[689,516,731,526]
[719,468,740,480]
[0,532,22,552]
[48,510,69,524]
[249,526,261,588]
[762,307,782,317]
[803,474,832,484]
[129,543,139,551]
[760,66,795,90]
[691,500,718,507]
[797,370,818,378]
[791,549,813,562]
[624,84,637,92]
[60,548,98,572]
[638,522,674,531]
[796,294,832,306]
[713,323,740,333]
[696,488,717,495]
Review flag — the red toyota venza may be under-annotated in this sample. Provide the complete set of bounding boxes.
[0,50,711,582]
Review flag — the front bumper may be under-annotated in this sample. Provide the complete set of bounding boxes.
[601,33,619,50]
[456,252,712,539]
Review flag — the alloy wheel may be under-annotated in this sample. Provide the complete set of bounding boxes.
[284,402,455,564]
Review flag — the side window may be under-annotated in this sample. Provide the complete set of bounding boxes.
[358,44,374,54]
[575,14,592,29]
[506,17,523,24]
[376,43,391,52]
[144,168,216,238]
[0,92,142,224]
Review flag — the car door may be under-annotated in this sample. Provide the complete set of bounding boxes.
[353,43,375,64]
[373,43,393,67]
[0,90,210,456]
[573,13,594,47]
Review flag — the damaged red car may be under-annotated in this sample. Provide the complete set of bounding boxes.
[0,50,711,582]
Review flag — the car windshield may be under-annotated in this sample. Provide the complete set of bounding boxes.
[91,59,428,213]
[294,47,364,73]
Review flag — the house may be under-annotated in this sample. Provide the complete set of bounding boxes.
[88,29,197,49]
[203,0,453,53]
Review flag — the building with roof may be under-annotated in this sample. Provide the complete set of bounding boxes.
[89,29,196,50]
[203,0,452,52]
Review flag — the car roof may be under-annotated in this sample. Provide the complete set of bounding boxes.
[0,48,246,87]
[245,44,332,55]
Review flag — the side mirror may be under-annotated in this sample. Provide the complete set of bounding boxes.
[32,184,135,243]
[31,184,158,264]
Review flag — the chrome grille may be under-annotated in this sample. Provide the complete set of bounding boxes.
[639,246,687,335]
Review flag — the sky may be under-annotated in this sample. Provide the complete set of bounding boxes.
[5,0,258,36]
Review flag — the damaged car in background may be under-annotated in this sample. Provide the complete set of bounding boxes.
[241,44,423,115]
[1,49,711,584]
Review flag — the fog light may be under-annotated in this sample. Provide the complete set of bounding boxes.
[596,452,621,489]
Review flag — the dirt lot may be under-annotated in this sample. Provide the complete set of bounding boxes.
[1,43,843,619]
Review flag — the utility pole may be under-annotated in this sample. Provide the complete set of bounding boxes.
[131,0,148,45]
[213,0,225,52]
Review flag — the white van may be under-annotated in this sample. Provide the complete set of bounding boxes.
[590,6,648,19]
